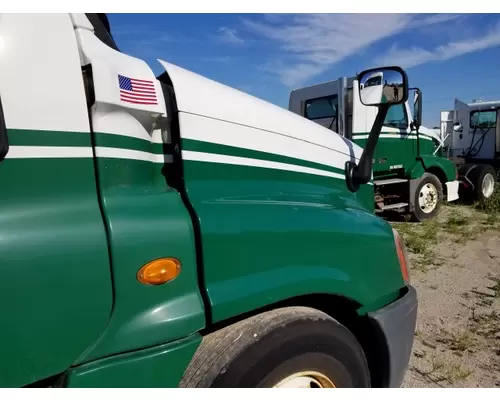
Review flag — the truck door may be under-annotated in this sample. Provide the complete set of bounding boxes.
[0,14,113,387]
[451,99,472,156]
[70,14,205,364]
[452,99,498,159]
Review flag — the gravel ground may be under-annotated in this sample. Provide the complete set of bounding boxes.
[390,206,500,388]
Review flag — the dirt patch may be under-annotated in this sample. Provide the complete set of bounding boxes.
[392,204,500,388]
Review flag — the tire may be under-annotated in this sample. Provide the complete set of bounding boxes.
[412,172,443,222]
[467,164,496,203]
[179,306,370,388]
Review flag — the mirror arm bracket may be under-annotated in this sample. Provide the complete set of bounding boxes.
[345,104,390,193]
[346,65,409,193]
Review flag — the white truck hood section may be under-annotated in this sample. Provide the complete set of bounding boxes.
[157,60,364,162]
[418,125,442,143]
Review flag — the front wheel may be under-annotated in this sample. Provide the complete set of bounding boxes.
[179,306,370,388]
[412,172,443,221]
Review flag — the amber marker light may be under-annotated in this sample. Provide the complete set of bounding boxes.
[137,258,181,285]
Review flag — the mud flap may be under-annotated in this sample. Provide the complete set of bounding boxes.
[445,180,460,202]
[408,177,420,213]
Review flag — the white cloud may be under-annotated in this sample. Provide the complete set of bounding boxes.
[377,22,500,69]
[217,27,245,45]
[258,60,327,88]
[417,14,462,26]
[242,13,466,88]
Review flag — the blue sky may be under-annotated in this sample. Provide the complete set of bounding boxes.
[108,13,500,128]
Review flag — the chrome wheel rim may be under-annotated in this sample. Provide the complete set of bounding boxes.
[418,182,438,214]
[482,173,495,199]
[273,371,336,388]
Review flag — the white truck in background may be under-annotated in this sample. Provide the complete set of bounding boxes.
[289,74,460,221]
[440,99,499,202]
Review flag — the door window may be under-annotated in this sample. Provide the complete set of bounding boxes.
[470,110,496,129]
[304,95,338,120]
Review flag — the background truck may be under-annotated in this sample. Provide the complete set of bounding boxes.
[359,71,384,104]
[439,98,499,202]
[289,76,460,221]
[0,13,417,388]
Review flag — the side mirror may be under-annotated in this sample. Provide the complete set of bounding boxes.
[346,66,409,193]
[358,66,408,106]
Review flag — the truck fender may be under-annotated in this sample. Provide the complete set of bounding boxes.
[457,163,479,190]
[409,156,459,204]
[456,163,497,202]
[409,156,457,186]
[416,155,457,183]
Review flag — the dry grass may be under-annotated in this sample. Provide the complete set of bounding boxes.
[392,189,500,272]
[396,186,500,387]
[475,185,500,214]
[413,355,472,384]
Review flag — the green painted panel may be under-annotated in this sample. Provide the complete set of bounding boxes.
[78,136,205,363]
[409,161,425,180]
[1,128,205,380]
[0,154,112,387]
[356,183,375,212]
[95,132,164,154]
[181,154,404,323]
[352,132,456,183]
[65,334,201,388]
[7,128,91,147]
[8,129,164,154]
[419,155,457,182]
[353,132,438,178]
[182,138,347,176]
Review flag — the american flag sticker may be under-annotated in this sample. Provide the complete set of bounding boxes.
[118,74,158,105]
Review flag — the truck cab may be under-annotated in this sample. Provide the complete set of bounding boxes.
[440,99,499,202]
[289,75,460,221]
[0,13,417,388]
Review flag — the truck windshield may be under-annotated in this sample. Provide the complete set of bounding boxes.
[384,104,408,130]
[365,76,382,87]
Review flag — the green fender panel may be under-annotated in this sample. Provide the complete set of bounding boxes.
[180,140,406,321]
[409,155,457,182]
[63,334,201,388]
[409,161,425,180]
